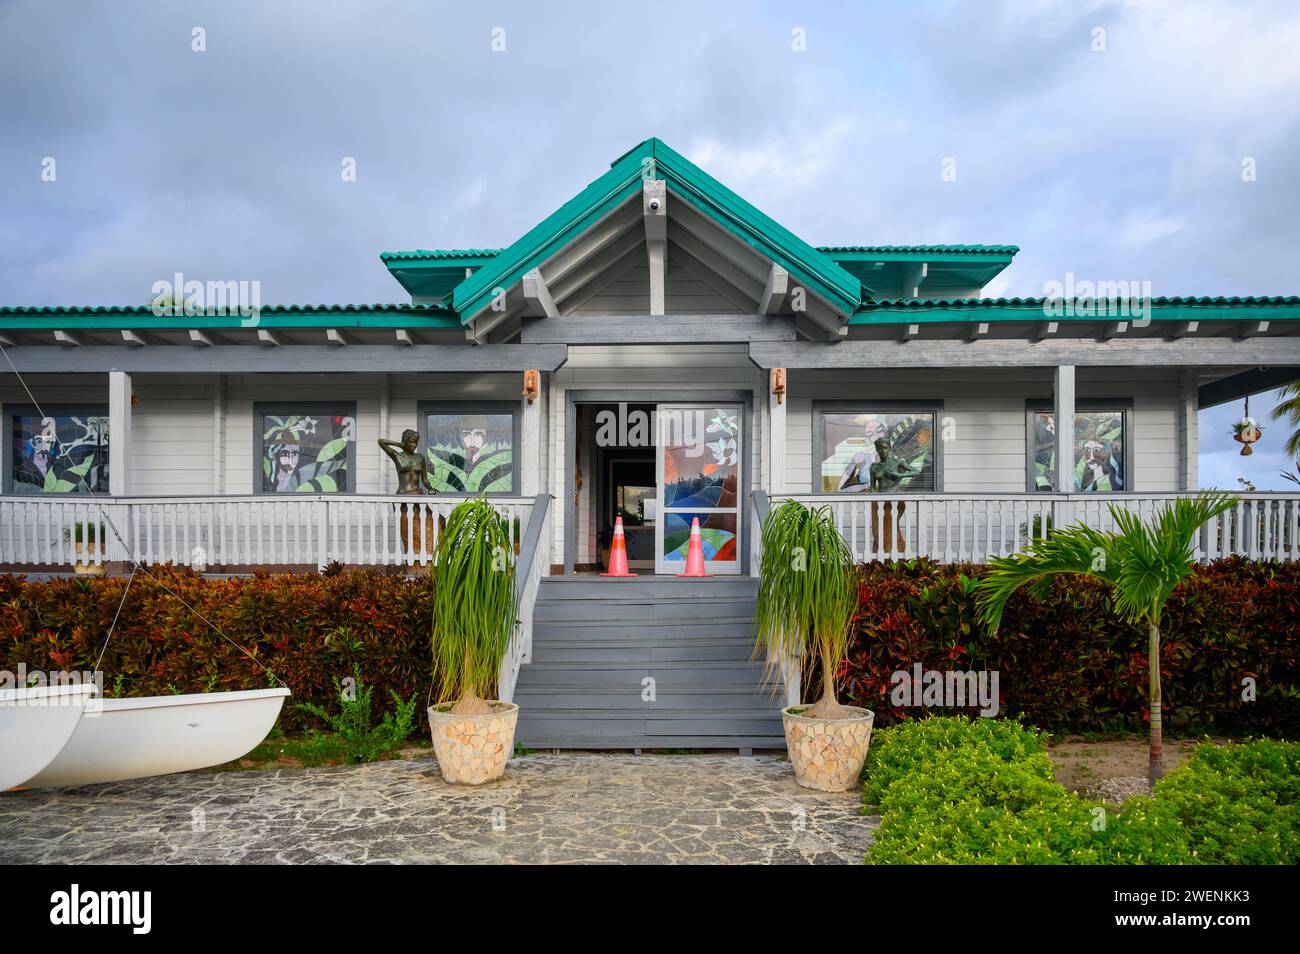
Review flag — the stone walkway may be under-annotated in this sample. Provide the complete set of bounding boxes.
[0,754,877,864]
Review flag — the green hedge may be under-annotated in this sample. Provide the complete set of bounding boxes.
[0,566,434,735]
[863,717,1300,865]
[844,557,1300,735]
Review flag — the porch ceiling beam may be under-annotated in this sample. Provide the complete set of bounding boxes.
[0,333,15,348]
[748,337,1300,369]
[53,329,80,347]
[759,264,789,315]
[120,329,148,347]
[899,323,921,343]
[672,248,759,313]
[395,328,415,346]
[257,329,280,347]
[2,345,569,373]
[666,223,765,302]
[326,328,348,347]
[644,179,667,316]
[189,329,215,347]
[1103,320,1129,340]
[1034,321,1059,341]
[1239,320,1271,338]
[520,313,796,345]
[549,227,644,305]
[521,268,559,318]
[900,261,928,300]
[669,199,771,285]
[1171,320,1199,339]
[965,321,991,342]
[535,197,642,291]
[558,243,643,315]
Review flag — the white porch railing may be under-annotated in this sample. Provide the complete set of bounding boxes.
[0,494,537,570]
[498,494,552,704]
[775,493,1300,564]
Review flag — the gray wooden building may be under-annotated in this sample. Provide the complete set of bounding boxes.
[3,137,1298,748]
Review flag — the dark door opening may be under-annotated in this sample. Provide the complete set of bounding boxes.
[573,403,656,574]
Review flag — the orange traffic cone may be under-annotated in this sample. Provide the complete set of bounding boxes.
[600,516,637,577]
[676,517,712,577]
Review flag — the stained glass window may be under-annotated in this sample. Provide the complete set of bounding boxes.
[660,406,740,564]
[817,410,936,493]
[1030,409,1126,492]
[422,404,516,494]
[7,407,109,494]
[255,404,356,493]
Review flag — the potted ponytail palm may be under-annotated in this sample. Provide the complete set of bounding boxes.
[755,499,872,792]
[428,497,520,785]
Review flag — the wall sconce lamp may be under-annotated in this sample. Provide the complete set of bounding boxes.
[523,369,540,404]
[770,367,787,405]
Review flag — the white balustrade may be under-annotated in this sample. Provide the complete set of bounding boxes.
[773,493,1300,564]
[0,495,536,570]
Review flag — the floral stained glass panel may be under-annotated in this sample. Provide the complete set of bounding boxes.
[260,411,355,493]
[1032,410,1125,492]
[10,412,109,494]
[819,412,935,493]
[425,412,514,493]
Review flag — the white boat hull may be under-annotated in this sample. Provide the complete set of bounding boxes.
[27,687,290,788]
[1,684,98,790]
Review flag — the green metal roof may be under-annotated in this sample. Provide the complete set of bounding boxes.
[819,244,1019,257]
[0,303,460,330]
[380,249,502,262]
[450,137,866,323]
[850,296,1300,325]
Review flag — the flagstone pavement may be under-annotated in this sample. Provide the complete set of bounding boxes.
[0,753,877,864]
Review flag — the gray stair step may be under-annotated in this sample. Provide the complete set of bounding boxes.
[513,692,779,711]
[534,598,756,623]
[515,735,788,750]
[539,577,758,600]
[516,664,770,688]
[532,643,760,663]
[514,715,783,737]
[533,619,754,639]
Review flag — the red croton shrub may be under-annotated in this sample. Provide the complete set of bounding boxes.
[840,557,1300,735]
[0,566,435,734]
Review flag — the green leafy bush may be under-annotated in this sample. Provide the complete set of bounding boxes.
[863,718,1298,865]
[1153,738,1300,864]
[288,675,418,766]
[843,557,1300,735]
[862,715,1049,805]
[0,566,434,734]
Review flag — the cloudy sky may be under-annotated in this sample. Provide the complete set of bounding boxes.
[1,0,1297,486]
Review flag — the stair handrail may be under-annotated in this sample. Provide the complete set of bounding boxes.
[498,493,552,704]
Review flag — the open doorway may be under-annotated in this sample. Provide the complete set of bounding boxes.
[574,403,657,573]
[568,399,745,575]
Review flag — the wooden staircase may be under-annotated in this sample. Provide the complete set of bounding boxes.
[513,577,786,751]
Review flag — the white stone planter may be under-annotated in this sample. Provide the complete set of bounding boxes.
[427,702,519,785]
[782,705,874,792]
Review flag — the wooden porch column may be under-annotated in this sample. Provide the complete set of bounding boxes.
[1053,365,1075,493]
[1178,369,1199,491]
[521,371,544,497]
[768,370,786,494]
[108,370,132,496]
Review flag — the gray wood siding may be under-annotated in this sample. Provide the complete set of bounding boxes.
[783,367,1186,493]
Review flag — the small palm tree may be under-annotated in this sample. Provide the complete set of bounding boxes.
[1271,381,1300,460]
[974,491,1238,787]
[430,497,518,716]
[753,499,859,720]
